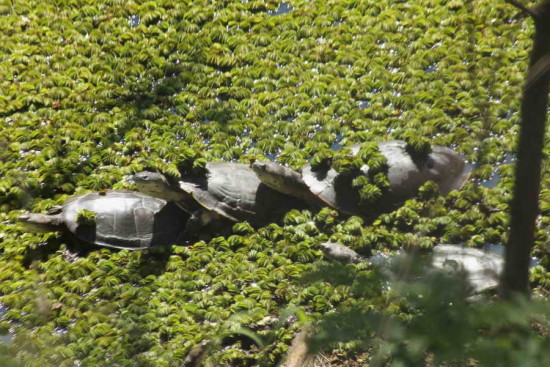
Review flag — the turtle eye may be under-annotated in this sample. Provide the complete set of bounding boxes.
[426,157,435,169]
[136,172,152,181]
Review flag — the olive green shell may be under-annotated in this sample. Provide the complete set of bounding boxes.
[301,140,469,215]
[61,190,188,249]
[180,162,306,225]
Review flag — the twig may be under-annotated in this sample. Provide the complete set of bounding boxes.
[10,0,19,15]
[505,0,538,18]
[281,327,315,367]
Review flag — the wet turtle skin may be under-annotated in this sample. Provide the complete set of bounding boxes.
[23,190,189,250]
[180,162,309,226]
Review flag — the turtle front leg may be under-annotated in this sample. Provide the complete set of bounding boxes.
[182,210,233,241]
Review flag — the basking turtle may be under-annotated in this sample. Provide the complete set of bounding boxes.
[319,242,365,264]
[18,190,189,250]
[319,241,504,294]
[252,140,469,216]
[431,244,504,294]
[129,162,308,234]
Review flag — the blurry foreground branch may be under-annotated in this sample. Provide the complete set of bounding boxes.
[502,0,550,298]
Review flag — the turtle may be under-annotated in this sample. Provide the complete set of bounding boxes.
[17,190,190,250]
[319,241,504,294]
[251,140,469,217]
[128,162,308,235]
[318,242,365,264]
[431,244,504,294]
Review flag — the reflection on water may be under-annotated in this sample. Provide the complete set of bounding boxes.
[424,64,438,73]
[358,100,371,109]
[465,153,516,189]
[0,304,14,345]
[269,2,293,16]
[264,152,278,161]
[128,15,140,28]
[329,133,345,151]
[483,243,539,267]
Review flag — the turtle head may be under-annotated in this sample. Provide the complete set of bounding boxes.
[129,171,180,201]
[251,160,317,202]
[318,242,335,255]
[251,161,287,191]
[251,161,304,191]
[18,212,63,232]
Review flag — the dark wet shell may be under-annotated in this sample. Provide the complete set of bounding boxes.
[182,162,306,225]
[62,190,188,249]
[302,140,469,215]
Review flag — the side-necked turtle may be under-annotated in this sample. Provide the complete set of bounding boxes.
[129,162,308,234]
[18,190,189,250]
[252,140,469,217]
[319,242,503,294]
[431,244,504,294]
[319,242,365,264]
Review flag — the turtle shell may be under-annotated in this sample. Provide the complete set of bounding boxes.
[302,140,469,215]
[431,244,504,293]
[181,162,306,225]
[62,190,188,249]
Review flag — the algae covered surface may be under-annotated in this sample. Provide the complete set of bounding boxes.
[1,0,549,365]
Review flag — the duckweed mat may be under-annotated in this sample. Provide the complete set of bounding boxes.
[1,0,549,366]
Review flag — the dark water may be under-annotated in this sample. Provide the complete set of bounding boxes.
[358,100,371,109]
[424,64,438,73]
[329,133,345,151]
[128,15,141,28]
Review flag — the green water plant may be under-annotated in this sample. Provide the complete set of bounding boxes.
[75,209,96,226]
[0,0,548,365]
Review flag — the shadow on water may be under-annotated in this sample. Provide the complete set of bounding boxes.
[19,236,178,280]
[136,245,176,277]
[20,236,178,275]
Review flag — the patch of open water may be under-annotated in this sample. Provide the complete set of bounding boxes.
[482,243,539,267]
[128,15,140,28]
[0,304,15,345]
[465,152,516,189]
[268,2,293,16]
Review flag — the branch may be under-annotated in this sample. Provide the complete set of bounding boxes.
[506,0,539,18]
[524,53,550,90]
[281,327,315,367]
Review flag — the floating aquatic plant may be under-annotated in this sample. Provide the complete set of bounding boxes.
[75,209,96,226]
[0,0,548,365]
